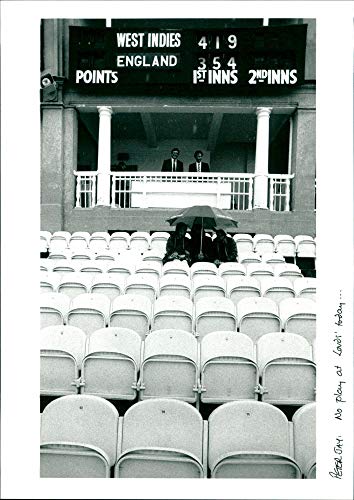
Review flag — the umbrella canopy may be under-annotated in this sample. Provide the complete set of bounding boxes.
[166,205,238,230]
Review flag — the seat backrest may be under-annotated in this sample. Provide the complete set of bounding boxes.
[129,232,150,252]
[193,275,226,294]
[218,262,246,278]
[233,234,254,253]
[195,296,236,318]
[190,262,218,277]
[256,332,313,372]
[111,293,152,317]
[279,297,316,323]
[125,274,158,301]
[247,263,274,277]
[70,293,111,319]
[144,329,197,362]
[294,277,317,297]
[292,402,316,476]
[41,325,86,367]
[261,277,295,303]
[237,296,279,318]
[109,232,130,251]
[153,295,193,316]
[41,394,119,466]
[86,327,141,366]
[121,398,203,462]
[162,260,190,277]
[40,292,71,317]
[159,274,192,297]
[201,331,255,366]
[78,261,108,274]
[238,252,262,265]
[274,235,296,257]
[208,400,291,470]
[253,234,275,255]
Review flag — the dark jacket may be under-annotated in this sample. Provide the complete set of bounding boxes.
[161,158,184,172]
[189,162,210,173]
[162,233,191,264]
[189,234,214,264]
[212,236,238,263]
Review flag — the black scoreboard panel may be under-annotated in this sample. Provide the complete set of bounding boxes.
[69,22,307,95]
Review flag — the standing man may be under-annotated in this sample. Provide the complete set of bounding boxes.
[161,148,184,172]
[189,150,210,172]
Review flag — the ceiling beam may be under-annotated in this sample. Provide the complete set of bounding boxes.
[207,113,223,151]
[140,112,157,148]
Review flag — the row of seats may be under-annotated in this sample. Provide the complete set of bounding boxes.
[40,292,317,342]
[41,231,316,258]
[40,395,316,478]
[41,326,316,406]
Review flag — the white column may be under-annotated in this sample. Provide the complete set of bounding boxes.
[253,107,272,209]
[96,106,113,206]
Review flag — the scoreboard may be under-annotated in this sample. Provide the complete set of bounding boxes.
[69,23,307,95]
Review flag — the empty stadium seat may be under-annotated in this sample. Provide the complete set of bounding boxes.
[110,294,152,339]
[106,260,135,280]
[150,231,170,253]
[129,231,150,253]
[294,235,316,258]
[48,249,72,260]
[81,327,141,400]
[218,262,246,287]
[200,331,258,403]
[159,274,192,299]
[279,298,316,343]
[253,234,275,255]
[90,273,125,300]
[274,235,296,259]
[125,274,158,303]
[256,332,316,405]
[262,252,286,268]
[40,230,52,253]
[79,260,108,275]
[292,402,316,478]
[40,395,119,478]
[52,260,78,276]
[68,232,90,252]
[238,252,262,269]
[275,263,303,284]
[294,277,316,301]
[40,271,60,293]
[195,297,236,339]
[192,275,226,302]
[261,277,295,304]
[89,232,110,253]
[141,249,164,264]
[71,250,95,261]
[233,234,253,253]
[162,260,190,277]
[40,325,86,396]
[40,258,53,272]
[109,232,130,253]
[208,401,301,478]
[139,329,199,403]
[57,272,93,299]
[94,250,118,261]
[227,276,261,307]
[152,296,193,333]
[40,292,71,328]
[49,232,70,252]
[134,260,162,284]
[114,398,206,478]
[247,263,274,283]
[237,297,281,341]
[67,293,110,335]
[190,261,218,278]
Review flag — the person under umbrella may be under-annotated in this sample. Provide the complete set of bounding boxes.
[189,221,213,265]
[162,222,191,265]
[212,228,238,267]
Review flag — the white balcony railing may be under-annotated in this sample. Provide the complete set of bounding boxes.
[74,171,293,211]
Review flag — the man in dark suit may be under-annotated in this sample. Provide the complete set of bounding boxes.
[161,147,183,172]
[189,150,210,172]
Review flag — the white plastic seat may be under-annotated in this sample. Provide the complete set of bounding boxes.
[294,235,316,258]
[110,294,152,339]
[88,232,109,253]
[94,250,118,261]
[292,403,316,478]
[90,273,125,301]
[152,296,193,333]
[40,325,86,396]
[279,298,316,343]
[40,258,53,272]
[109,232,130,253]
[40,395,119,478]
[125,274,159,303]
[238,252,262,270]
[190,262,218,279]
[208,401,301,478]
[247,263,274,283]
[49,232,70,252]
[218,262,246,287]
[141,249,164,264]
[192,275,226,303]
[40,271,60,293]
[294,277,316,301]
[159,274,192,299]
[262,252,286,268]
[274,235,296,258]
[162,260,190,277]
[253,234,275,256]
[71,250,95,261]
[233,234,253,253]
[227,276,261,307]
[81,327,141,400]
[78,260,108,275]
[237,297,281,341]
[68,232,90,252]
[139,329,199,403]
[52,259,79,276]
[106,260,135,280]
[150,231,170,253]
[134,260,162,285]
[40,230,52,252]
[195,297,236,339]
[256,332,316,405]
[129,231,150,254]
[200,331,258,403]
[275,263,303,285]
[40,292,71,328]
[57,272,93,300]
[261,277,295,304]
[67,293,110,336]
[114,398,206,478]
[48,249,72,260]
